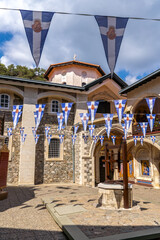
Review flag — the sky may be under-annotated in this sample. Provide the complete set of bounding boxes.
[0,0,160,85]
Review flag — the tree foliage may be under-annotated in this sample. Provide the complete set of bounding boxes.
[0,63,46,81]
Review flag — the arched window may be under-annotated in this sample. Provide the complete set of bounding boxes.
[51,100,59,113]
[0,94,10,109]
[48,138,60,158]
[61,71,67,84]
[97,100,110,113]
[81,71,87,86]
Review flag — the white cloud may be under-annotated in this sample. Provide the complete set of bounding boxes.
[125,75,139,85]
[0,0,160,78]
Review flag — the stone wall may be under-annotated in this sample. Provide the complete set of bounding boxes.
[35,102,74,184]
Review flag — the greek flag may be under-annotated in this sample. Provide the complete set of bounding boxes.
[103,114,113,137]
[133,136,138,146]
[121,123,127,139]
[47,134,52,144]
[95,16,128,75]
[88,125,95,137]
[151,136,156,144]
[57,113,64,131]
[73,125,79,135]
[111,135,116,145]
[59,135,64,144]
[79,113,90,132]
[83,135,88,144]
[140,122,148,137]
[34,104,45,130]
[32,127,36,137]
[45,126,51,138]
[93,135,98,144]
[87,101,99,124]
[7,128,12,137]
[20,10,54,67]
[114,100,126,124]
[140,136,144,146]
[123,114,133,130]
[61,103,73,125]
[20,127,25,137]
[34,134,39,144]
[21,134,27,143]
[146,114,156,132]
[145,97,156,114]
[12,105,23,129]
[72,134,77,145]
[99,135,104,146]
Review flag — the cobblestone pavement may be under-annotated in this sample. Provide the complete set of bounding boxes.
[42,184,160,239]
[1,183,160,239]
[0,185,68,240]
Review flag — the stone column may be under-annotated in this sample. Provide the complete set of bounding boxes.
[19,87,38,185]
[153,160,160,189]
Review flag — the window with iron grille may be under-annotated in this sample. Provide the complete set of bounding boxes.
[4,137,9,147]
[51,100,59,113]
[48,138,60,158]
[0,94,10,109]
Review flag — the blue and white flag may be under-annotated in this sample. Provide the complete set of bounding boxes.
[140,122,148,137]
[99,135,104,146]
[73,125,79,135]
[59,134,64,144]
[104,114,113,138]
[58,125,65,131]
[47,134,52,144]
[34,134,39,144]
[83,135,88,144]
[79,113,90,132]
[32,127,36,137]
[146,114,156,132]
[88,125,95,137]
[20,127,25,137]
[140,136,144,146]
[61,102,73,125]
[114,100,126,124]
[121,123,127,139]
[87,101,99,124]
[93,135,98,144]
[123,114,133,131]
[133,136,138,146]
[72,134,77,145]
[57,113,64,131]
[145,97,156,114]
[12,105,23,129]
[105,124,111,139]
[151,136,156,144]
[20,10,54,67]
[95,16,128,75]
[7,128,12,137]
[111,135,116,145]
[34,104,45,130]
[21,133,27,143]
[45,126,51,138]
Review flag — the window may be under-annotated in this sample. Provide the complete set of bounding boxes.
[0,94,10,109]
[0,116,4,135]
[48,138,60,158]
[61,71,66,84]
[81,71,87,86]
[4,137,9,147]
[97,100,110,113]
[51,100,59,113]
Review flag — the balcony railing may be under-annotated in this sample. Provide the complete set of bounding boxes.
[132,115,160,135]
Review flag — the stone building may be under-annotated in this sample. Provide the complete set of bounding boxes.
[0,60,159,188]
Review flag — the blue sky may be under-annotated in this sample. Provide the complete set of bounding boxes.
[0,0,160,84]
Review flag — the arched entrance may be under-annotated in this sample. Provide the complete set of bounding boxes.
[94,128,123,185]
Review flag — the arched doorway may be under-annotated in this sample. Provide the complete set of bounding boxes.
[94,129,123,185]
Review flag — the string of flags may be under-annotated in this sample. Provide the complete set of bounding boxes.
[6,97,159,146]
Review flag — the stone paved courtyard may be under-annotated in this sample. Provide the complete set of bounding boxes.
[1,183,160,239]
